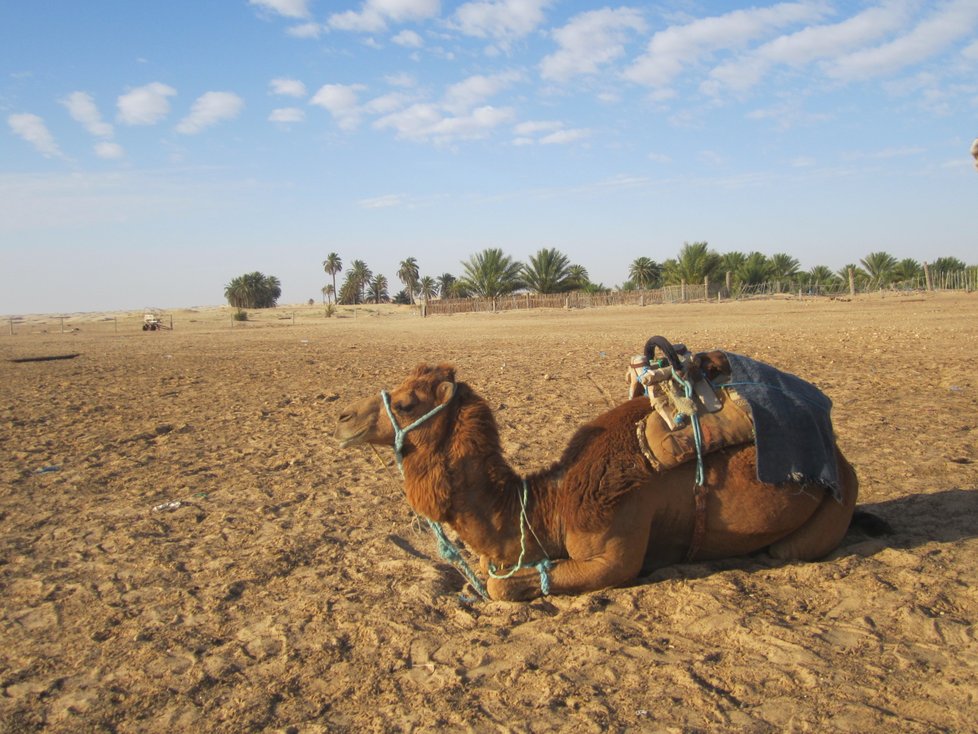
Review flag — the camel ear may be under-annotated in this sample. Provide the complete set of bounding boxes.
[435,380,455,405]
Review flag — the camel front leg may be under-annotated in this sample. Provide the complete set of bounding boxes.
[486,539,649,601]
[487,493,654,601]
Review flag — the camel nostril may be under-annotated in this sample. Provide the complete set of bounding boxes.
[338,411,351,423]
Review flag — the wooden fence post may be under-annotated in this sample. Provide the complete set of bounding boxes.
[848,267,856,297]
[923,262,933,291]
[681,279,687,302]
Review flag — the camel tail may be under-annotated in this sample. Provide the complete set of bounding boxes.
[849,509,894,537]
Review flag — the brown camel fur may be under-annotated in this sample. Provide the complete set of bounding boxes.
[335,363,859,601]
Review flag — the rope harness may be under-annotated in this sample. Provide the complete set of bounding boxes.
[379,386,550,600]
[486,479,552,595]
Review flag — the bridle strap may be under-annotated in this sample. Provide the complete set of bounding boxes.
[380,383,457,474]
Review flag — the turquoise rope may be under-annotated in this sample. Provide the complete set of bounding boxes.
[427,520,490,600]
[487,479,553,596]
[380,387,491,600]
[381,388,454,473]
[670,368,706,486]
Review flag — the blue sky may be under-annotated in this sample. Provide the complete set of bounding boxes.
[2,0,977,314]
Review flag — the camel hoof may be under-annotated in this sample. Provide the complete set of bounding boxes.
[487,575,541,602]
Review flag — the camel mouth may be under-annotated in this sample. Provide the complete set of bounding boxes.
[336,426,369,448]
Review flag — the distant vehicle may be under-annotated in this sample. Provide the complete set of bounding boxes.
[142,312,169,331]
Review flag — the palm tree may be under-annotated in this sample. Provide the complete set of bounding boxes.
[806,265,837,286]
[628,257,661,289]
[768,252,800,292]
[224,271,282,309]
[860,251,898,289]
[397,257,420,305]
[436,273,457,298]
[368,274,389,303]
[321,284,334,305]
[348,260,372,303]
[893,258,922,283]
[661,242,721,285]
[417,275,437,301]
[460,248,523,298]
[720,251,747,276]
[838,264,867,288]
[931,256,967,277]
[523,248,574,294]
[322,253,342,304]
[736,252,771,286]
[567,264,590,290]
[338,273,360,304]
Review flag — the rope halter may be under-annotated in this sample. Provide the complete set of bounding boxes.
[380,383,456,474]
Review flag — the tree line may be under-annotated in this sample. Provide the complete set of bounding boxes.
[223,244,975,308]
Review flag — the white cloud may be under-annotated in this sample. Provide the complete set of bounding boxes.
[249,0,310,19]
[269,107,306,123]
[624,2,828,88]
[358,193,407,208]
[385,72,417,87]
[270,77,307,97]
[329,0,440,32]
[175,91,244,134]
[61,91,113,137]
[453,0,552,46]
[287,22,324,38]
[539,128,590,144]
[95,141,125,159]
[8,113,63,158]
[375,103,514,142]
[514,119,562,135]
[511,119,589,145]
[393,29,424,47]
[117,82,177,125]
[310,83,367,129]
[827,0,978,81]
[964,38,978,59]
[706,3,916,93]
[362,92,413,115]
[540,7,646,81]
[442,71,521,113]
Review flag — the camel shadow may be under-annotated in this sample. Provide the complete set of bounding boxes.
[645,487,978,584]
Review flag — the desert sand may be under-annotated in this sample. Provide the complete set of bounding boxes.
[2,293,977,732]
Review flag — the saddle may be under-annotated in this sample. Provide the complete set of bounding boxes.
[627,337,755,473]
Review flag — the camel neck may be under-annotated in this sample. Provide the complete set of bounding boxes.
[398,388,561,566]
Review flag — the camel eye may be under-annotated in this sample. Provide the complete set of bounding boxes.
[393,396,417,414]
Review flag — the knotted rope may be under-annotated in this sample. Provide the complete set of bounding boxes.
[487,479,552,595]
[380,386,490,600]
[378,386,551,600]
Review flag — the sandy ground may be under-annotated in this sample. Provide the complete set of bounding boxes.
[2,293,977,733]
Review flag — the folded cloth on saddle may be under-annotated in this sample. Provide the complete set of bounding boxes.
[723,352,841,500]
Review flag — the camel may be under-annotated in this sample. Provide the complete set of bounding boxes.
[335,360,865,601]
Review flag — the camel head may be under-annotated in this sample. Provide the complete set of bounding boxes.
[335,363,457,454]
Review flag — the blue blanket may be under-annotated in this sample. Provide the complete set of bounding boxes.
[723,352,841,500]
